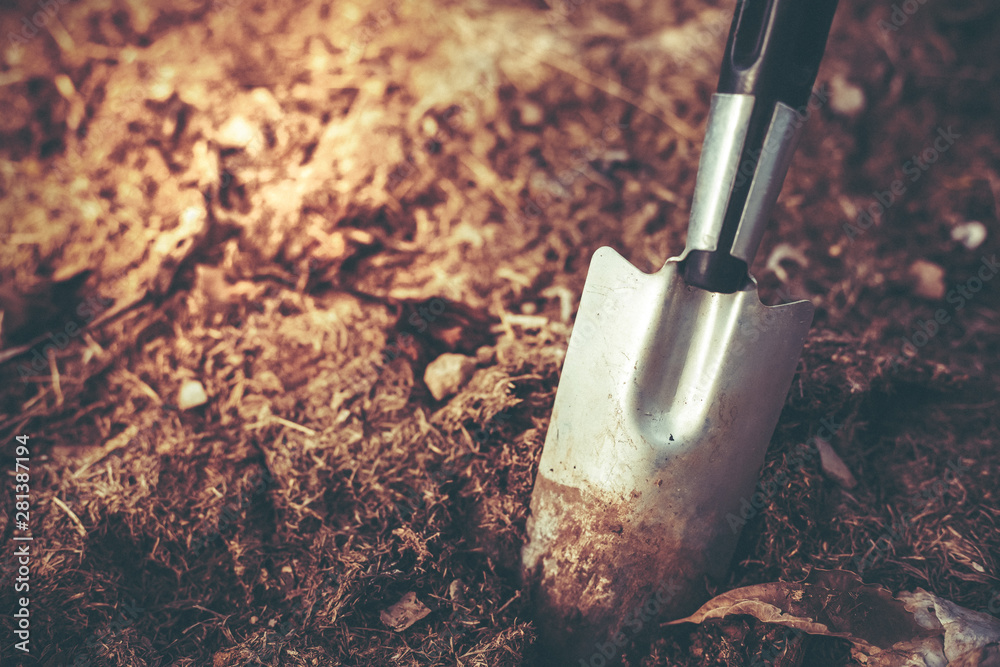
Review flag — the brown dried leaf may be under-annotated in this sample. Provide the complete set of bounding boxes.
[669,570,1000,666]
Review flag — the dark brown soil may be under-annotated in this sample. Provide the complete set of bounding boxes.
[1,0,998,665]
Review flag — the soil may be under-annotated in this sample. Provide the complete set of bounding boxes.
[0,0,998,665]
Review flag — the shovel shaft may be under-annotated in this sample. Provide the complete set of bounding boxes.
[684,0,840,293]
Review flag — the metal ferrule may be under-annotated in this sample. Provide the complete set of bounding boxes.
[730,102,806,264]
[681,93,806,268]
[681,93,755,256]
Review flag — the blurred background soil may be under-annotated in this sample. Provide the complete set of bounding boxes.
[0,0,998,664]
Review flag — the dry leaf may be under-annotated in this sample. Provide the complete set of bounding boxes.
[668,570,1000,666]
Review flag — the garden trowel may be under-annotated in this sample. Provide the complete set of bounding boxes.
[522,0,840,663]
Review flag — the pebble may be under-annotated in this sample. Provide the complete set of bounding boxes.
[217,115,259,150]
[475,346,495,365]
[448,579,466,603]
[421,115,438,137]
[518,101,544,127]
[828,73,866,119]
[908,259,946,300]
[951,221,987,250]
[424,353,477,401]
[178,379,208,410]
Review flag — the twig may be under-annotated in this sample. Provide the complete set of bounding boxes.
[271,416,318,436]
[52,496,88,538]
[535,53,699,141]
[72,424,140,479]
[48,348,63,408]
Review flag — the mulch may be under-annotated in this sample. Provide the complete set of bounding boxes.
[1,0,998,664]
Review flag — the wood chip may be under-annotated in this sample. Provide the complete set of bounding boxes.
[380,592,431,632]
[815,437,857,489]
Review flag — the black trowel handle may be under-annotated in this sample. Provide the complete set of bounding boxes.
[719,0,840,111]
[683,0,839,294]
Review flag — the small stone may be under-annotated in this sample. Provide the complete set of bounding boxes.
[518,101,544,127]
[53,73,76,99]
[475,346,495,365]
[424,353,477,401]
[828,73,866,119]
[217,115,259,150]
[908,260,946,300]
[814,438,857,489]
[421,116,438,137]
[178,379,208,410]
[448,579,466,603]
[951,221,987,250]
